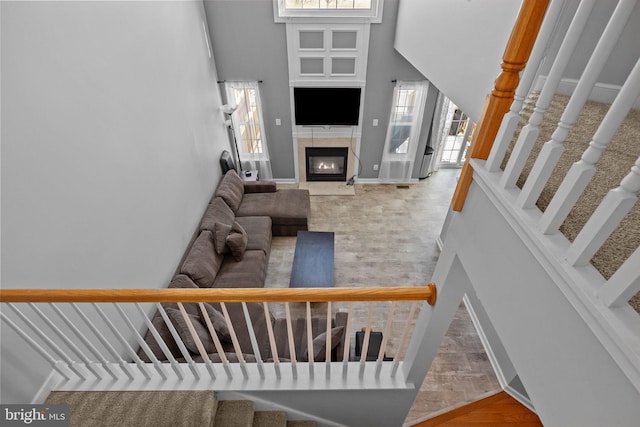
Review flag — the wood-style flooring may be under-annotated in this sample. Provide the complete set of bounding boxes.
[266,169,502,424]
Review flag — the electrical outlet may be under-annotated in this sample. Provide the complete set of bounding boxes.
[373,119,379,126]
[275,118,281,126]
[373,164,379,171]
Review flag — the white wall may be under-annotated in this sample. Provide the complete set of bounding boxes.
[1,0,229,402]
[394,0,521,121]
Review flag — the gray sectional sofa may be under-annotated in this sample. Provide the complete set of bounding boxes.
[139,170,348,363]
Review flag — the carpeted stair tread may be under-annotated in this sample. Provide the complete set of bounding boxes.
[213,400,256,427]
[45,390,216,427]
[286,421,316,427]
[253,410,287,427]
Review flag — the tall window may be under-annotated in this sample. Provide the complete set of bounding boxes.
[224,82,272,179]
[378,81,429,182]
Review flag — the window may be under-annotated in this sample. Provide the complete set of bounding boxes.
[224,82,273,179]
[378,81,429,182]
[275,0,382,21]
[285,0,372,9]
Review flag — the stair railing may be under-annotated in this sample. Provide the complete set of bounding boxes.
[453,0,640,390]
[0,285,436,391]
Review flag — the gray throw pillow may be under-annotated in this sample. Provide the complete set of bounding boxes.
[226,221,248,261]
[212,222,232,254]
[302,326,344,362]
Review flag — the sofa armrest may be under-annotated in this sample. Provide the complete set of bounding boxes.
[335,311,350,362]
[243,180,277,193]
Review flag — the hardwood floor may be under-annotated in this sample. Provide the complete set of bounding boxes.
[266,169,501,424]
[410,391,543,427]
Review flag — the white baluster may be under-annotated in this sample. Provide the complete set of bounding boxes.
[391,302,419,378]
[241,302,265,378]
[91,303,142,380]
[375,301,397,378]
[342,304,353,369]
[71,304,132,380]
[517,0,637,209]
[566,157,640,266]
[359,303,375,379]
[220,302,248,378]
[0,310,72,380]
[598,247,640,308]
[134,303,184,380]
[48,303,108,380]
[500,0,597,189]
[486,0,568,172]
[325,301,332,366]
[115,303,169,380]
[539,58,640,233]
[199,302,230,366]
[262,302,280,379]
[285,302,297,367]
[306,302,314,367]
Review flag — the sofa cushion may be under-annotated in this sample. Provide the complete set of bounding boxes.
[180,231,223,288]
[166,307,216,354]
[201,197,235,232]
[213,251,267,288]
[302,326,344,362]
[206,302,274,360]
[236,189,310,236]
[235,216,272,256]
[214,170,245,213]
[226,221,248,261]
[201,303,231,342]
[212,222,232,254]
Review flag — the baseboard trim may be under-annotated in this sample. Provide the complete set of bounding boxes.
[533,76,640,109]
[462,295,536,413]
[31,370,62,404]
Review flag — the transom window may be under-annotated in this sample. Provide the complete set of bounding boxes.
[275,0,382,21]
[285,0,372,9]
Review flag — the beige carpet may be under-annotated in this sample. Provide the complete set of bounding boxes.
[298,181,356,196]
[503,93,640,312]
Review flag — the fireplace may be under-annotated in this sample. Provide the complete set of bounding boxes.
[305,147,348,182]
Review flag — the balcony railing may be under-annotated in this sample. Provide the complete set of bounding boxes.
[0,285,436,392]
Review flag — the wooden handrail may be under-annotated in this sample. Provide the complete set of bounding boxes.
[0,283,437,306]
[451,0,550,211]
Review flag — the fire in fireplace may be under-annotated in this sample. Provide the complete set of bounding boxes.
[305,147,348,182]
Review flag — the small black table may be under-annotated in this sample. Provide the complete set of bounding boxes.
[289,231,335,288]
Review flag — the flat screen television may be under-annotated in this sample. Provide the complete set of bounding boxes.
[294,87,361,126]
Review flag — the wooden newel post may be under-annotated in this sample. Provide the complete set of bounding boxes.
[451,0,550,212]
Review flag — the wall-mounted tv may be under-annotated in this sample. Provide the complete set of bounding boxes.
[294,87,361,126]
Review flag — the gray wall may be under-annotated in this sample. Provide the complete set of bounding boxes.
[540,1,640,86]
[1,0,227,403]
[204,0,294,179]
[204,0,435,180]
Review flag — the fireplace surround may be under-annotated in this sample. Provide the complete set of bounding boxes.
[305,147,348,182]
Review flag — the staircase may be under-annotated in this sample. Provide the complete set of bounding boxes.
[45,390,317,427]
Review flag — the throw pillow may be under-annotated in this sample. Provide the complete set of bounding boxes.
[212,222,232,254]
[200,303,231,342]
[165,307,215,354]
[226,221,248,261]
[302,326,344,362]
